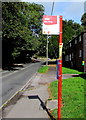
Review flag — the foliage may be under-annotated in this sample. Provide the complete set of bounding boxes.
[38,65,49,73]
[81,13,86,30]
[49,35,59,58]
[63,20,84,47]
[2,2,44,67]
[49,77,84,118]
[38,19,84,59]
[2,2,85,67]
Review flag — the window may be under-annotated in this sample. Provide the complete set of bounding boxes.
[65,55,69,61]
[79,36,81,42]
[79,50,82,57]
[69,54,71,61]
[72,53,74,59]
[70,43,71,47]
[65,56,67,61]
[75,39,77,44]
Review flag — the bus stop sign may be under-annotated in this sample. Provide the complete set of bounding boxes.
[42,15,60,35]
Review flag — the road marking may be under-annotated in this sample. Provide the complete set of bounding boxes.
[0,72,37,109]
[0,63,37,78]
[1,71,9,74]
[0,62,42,109]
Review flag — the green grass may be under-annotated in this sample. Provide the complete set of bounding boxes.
[49,77,84,118]
[38,66,49,73]
[62,67,83,74]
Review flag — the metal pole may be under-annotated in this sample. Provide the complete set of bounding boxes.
[51,1,55,16]
[46,34,48,66]
[58,16,63,120]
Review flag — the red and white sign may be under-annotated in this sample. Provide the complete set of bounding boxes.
[42,15,60,35]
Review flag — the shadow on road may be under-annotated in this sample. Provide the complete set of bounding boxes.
[2,64,24,71]
[28,95,56,120]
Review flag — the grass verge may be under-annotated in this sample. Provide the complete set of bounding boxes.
[49,77,84,118]
[62,67,83,74]
[38,66,49,73]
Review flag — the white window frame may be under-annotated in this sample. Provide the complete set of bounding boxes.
[70,43,71,47]
[69,54,71,61]
[65,55,69,61]
[79,36,81,42]
[75,39,77,44]
[79,50,82,57]
[65,56,67,61]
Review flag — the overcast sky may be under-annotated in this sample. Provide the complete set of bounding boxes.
[21,0,86,24]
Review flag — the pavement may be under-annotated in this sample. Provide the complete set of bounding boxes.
[2,65,74,119]
[2,62,42,104]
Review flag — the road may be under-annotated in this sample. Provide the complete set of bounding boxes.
[1,62,43,104]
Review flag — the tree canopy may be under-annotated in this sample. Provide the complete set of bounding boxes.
[2,2,44,67]
[81,13,86,30]
[2,2,85,68]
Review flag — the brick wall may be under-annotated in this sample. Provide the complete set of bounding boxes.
[83,33,86,72]
[63,32,86,72]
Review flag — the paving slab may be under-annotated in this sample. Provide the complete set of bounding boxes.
[5,85,50,118]
[46,100,58,110]
[3,66,74,119]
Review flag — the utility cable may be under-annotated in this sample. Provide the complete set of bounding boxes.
[51,1,58,58]
[51,1,55,16]
[50,0,58,59]
[47,0,57,59]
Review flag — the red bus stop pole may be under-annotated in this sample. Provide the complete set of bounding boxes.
[58,16,63,120]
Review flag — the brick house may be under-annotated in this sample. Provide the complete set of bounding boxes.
[63,31,86,73]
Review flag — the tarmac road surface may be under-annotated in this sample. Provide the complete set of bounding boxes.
[1,62,43,105]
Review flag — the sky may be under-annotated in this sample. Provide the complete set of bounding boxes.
[21,0,86,24]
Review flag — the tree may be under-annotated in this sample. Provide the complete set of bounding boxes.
[81,13,86,30]
[37,19,84,59]
[2,2,84,66]
[2,2,44,68]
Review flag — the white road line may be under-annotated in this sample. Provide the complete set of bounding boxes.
[0,72,37,109]
[1,71,9,74]
[0,63,35,78]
